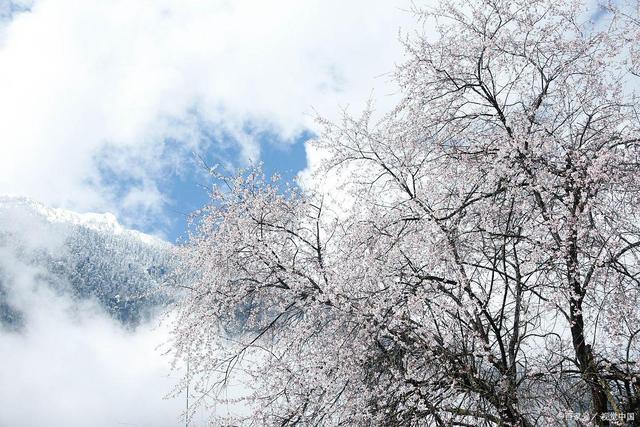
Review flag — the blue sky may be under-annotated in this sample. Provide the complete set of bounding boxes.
[160,130,310,242]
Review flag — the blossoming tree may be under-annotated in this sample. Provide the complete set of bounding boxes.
[171,0,640,425]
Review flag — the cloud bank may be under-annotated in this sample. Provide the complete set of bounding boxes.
[0,289,185,427]
[0,0,415,231]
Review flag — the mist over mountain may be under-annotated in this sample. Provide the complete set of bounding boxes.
[0,196,174,330]
[0,196,194,427]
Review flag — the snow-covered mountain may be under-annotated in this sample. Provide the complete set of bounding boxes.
[0,196,175,329]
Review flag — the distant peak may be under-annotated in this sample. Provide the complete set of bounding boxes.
[0,194,168,246]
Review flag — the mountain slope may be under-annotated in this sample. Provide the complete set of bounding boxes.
[0,196,174,329]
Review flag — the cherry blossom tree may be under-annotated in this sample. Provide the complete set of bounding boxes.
[170,0,640,425]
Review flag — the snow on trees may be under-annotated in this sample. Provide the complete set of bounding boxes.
[170,1,640,425]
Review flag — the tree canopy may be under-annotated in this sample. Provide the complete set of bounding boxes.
[171,1,640,425]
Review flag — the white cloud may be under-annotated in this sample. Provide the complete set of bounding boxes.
[0,0,417,227]
[0,291,185,427]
